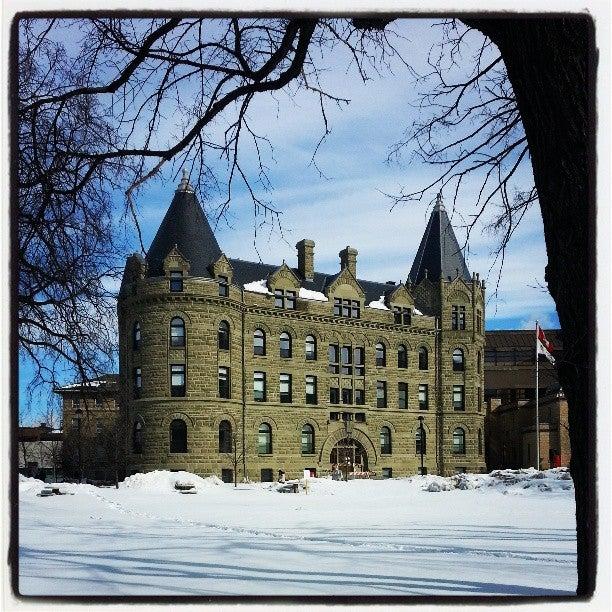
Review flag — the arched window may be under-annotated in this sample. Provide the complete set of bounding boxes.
[453,428,466,455]
[133,321,141,350]
[219,420,232,453]
[218,320,230,350]
[132,421,143,454]
[380,426,392,454]
[280,332,292,358]
[375,343,386,367]
[478,428,483,455]
[305,335,317,360]
[397,344,407,369]
[301,424,315,454]
[254,329,266,356]
[258,423,272,454]
[418,346,429,370]
[453,348,464,371]
[415,427,426,455]
[170,317,185,347]
[170,419,187,453]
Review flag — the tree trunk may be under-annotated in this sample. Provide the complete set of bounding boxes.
[465,16,596,597]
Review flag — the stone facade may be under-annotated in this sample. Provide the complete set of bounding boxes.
[118,180,486,480]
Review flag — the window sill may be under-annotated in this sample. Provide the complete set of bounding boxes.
[301,453,316,457]
[258,453,273,457]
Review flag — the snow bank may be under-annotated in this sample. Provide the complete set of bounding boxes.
[367,295,389,310]
[120,470,223,493]
[243,279,272,295]
[299,287,328,302]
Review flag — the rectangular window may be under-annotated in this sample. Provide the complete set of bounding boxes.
[329,412,340,421]
[398,382,407,409]
[341,412,352,422]
[286,291,296,310]
[452,305,458,330]
[354,412,366,423]
[221,468,233,483]
[342,388,353,405]
[453,385,465,411]
[354,347,365,376]
[306,376,317,405]
[73,398,80,410]
[476,309,482,333]
[334,298,360,318]
[393,307,412,325]
[419,384,428,410]
[333,297,342,316]
[329,387,340,404]
[459,306,466,330]
[134,367,142,398]
[218,275,229,297]
[478,389,482,412]
[254,371,266,402]
[328,344,339,374]
[280,374,292,403]
[355,389,365,405]
[260,469,274,483]
[274,290,284,308]
[170,364,185,397]
[218,366,230,399]
[351,300,360,319]
[170,270,183,292]
[274,289,296,309]
[341,345,353,374]
[376,381,387,408]
[382,468,393,479]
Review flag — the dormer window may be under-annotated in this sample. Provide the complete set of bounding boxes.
[170,271,183,292]
[218,275,229,297]
[393,307,412,325]
[333,298,360,318]
[274,289,296,310]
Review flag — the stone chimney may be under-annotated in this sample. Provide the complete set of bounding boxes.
[296,239,315,280]
[339,246,358,277]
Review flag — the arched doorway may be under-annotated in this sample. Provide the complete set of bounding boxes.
[330,437,368,471]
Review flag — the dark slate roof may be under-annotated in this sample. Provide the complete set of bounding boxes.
[409,198,471,284]
[228,258,401,305]
[486,329,563,351]
[145,174,222,278]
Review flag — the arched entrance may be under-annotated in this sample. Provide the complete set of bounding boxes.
[330,437,368,471]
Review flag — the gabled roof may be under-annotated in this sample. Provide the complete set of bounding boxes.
[409,195,471,284]
[145,172,222,278]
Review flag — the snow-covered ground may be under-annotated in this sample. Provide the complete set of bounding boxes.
[19,469,577,596]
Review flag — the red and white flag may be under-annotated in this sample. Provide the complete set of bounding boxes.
[537,325,556,364]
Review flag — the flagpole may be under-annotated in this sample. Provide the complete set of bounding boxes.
[535,320,540,471]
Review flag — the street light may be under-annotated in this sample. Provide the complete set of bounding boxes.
[418,415,425,475]
[75,406,83,483]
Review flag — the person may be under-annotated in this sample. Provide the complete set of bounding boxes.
[278,469,286,483]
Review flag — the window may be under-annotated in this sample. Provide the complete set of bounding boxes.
[329,387,340,404]
[354,412,366,422]
[393,307,412,325]
[280,332,292,358]
[132,421,143,454]
[133,321,141,350]
[478,428,483,455]
[375,343,386,367]
[218,321,230,350]
[170,270,183,292]
[418,384,428,410]
[219,420,232,453]
[341,345,353,374]
[305,335,317,360]
[253,329,266,356]
[218,367,230,399]
[376,381,387,408]
[382,467,393,479]
[478,389,482,412]
[170,317,186,348]
[221,468,233,483]
[398,345,407,369]
[254,372,266,402]
[416,427,426,455]
[306,376,317,405]
[73,398,80,410]
[453,428,466,454]
[133,367,142,398]
[333,298,360,318]
[355,389,365,405]
[260,468,273,482]
[453,385,465,410]
[218,275,229,297]
[354,347,365,376]
[170,364,186,397]
[452,305,466,330]
[258,423,272,454]
[477,351,482,374]
[342,388,353,405]
[476,309,482,333]
[170,419,187,453]
[418,347,429,370]
[301,424,315,454]
[398,382,407,409]
[274,289,296,309]
[380,426,392,454]
[280,374,292,403]
[328,344,339,373]
[329,412,340,421]
[452,348,464,371]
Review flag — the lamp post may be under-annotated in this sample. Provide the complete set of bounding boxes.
[75,406,83,483]
[418,415,425,475]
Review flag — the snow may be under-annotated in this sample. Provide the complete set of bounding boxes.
[367,295,389,310]
[243,279,272,295]
[298,287,328,301]
[19,468,577,596]
[414,307,423,315]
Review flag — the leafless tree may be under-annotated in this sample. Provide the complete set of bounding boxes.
[222,430,244,488]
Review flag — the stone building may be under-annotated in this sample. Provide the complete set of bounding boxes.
[118,176,486,481]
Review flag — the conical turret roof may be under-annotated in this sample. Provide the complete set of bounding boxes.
[145,171,222,278]
[409,194,471,284]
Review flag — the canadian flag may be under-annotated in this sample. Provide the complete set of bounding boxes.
[537,325,556,364]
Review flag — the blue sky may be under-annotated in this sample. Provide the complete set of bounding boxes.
[19,18,559,422]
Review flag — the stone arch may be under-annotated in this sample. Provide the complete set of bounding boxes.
[447,421,472,435]
[133,413,146,426]
[447,342,471,356]
[162,411,195,429]
[318,427,379,466]
[249,321,272,336]
[252,415,278,430]
[379,419,397,433]
[277,323,298,338]
[352,332,368,347]
[295,417,322,432]
[411,421,432,434]
[374,336,391,349]
[212,413,238,430]
[416,340,434,353]
[213,313,238,331]
[394,339,413,351]
[303,328,324,343]
[167,309,192,325]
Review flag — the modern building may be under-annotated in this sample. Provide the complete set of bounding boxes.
[18,423,63,481]
[118,175,486,481]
